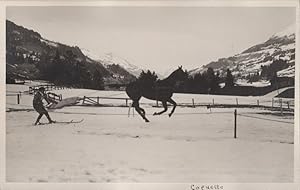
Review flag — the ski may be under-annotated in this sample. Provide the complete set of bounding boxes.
[55,119,84,124]
[34,119,84,126]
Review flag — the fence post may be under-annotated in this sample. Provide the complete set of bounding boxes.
[126,99,128,107]
[128,104,131,117]
[236,98,238,105]
[17,94,20,104]
[156,100,159,107]
[272,98,274,108]
[234,109,237,138]
[83,96,85,104]
[257,100,259,106]
[280,98,283,115]
[192,98,195,108]
[97,97,99,104]
[287,101,290,109]
[132,106,135,116]
[212,98,215,105]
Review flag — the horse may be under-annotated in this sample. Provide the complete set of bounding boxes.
[126,66,187,122]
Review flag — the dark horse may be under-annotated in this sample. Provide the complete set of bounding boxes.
[126,66,187,122]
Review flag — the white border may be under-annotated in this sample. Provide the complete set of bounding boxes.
[294,0,300,184]
[1,0,299,7]
[0,0,299,189]
[0,1,5,187]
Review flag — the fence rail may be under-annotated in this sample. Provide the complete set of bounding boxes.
[7,86,63,104]
[7,86,294,112]
[82,96,130,106]
[80,96,294,114]
[28,84,68,94]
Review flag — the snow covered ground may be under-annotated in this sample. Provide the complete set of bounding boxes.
[235,79,271,87]
[6,84,294,182]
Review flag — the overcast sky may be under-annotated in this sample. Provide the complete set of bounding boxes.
[6,6,295,74]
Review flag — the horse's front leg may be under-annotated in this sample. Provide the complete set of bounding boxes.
[167,98,177,117]
[139,107,146,115]
[153,101,168,115]
[133,101,149,122]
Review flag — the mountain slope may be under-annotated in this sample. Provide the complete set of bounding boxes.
[6,20,108,78]
[6,20,136,88]
[190,23,295,79]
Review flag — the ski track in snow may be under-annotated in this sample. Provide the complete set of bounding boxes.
[6,84,294,182]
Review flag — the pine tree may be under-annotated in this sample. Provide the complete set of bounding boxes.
[49,50,62,84]
[205,67,220,93]
[92,69,105,90]
[225,69,234,88]
[138,70,158,87]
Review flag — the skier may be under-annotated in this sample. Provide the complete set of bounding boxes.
[33,87,55,125]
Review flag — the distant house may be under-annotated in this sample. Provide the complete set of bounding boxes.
[271,76,294,88]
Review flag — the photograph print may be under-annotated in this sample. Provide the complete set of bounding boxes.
[5,5,296,183]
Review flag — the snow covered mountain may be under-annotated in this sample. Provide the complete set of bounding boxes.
[101,53,146,77]
[80,49,137,83]
[190,23,296,79]
[81,49,144,77]
[6,20,136,88]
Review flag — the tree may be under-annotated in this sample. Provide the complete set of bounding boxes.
[225,69,234,88]
[41,50,62,83]
[138,70,158,87]
[37,52,52,80]
[261,59,288,80]
[35,48,106,89]
[91,69,105,90]
[193,72,208,93]
[205,67,220,93]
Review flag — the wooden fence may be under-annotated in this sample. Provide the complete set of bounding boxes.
[80,96,294,111]
[82,96,130,107]
[28,84,68,94]
[8,87,295,111]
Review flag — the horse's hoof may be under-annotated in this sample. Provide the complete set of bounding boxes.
[153,112,157,116]
[168,114,172,117]
[145,119,150,122]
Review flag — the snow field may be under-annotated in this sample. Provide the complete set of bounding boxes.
[6,84,294,182]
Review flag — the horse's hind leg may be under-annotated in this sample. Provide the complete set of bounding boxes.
[133,101,149,122]
[153,101,168,115]
[167,98,177,117]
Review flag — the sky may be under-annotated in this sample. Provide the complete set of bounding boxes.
[6,6,296,74]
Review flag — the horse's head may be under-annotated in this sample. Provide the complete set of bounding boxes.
[169,66,188,82]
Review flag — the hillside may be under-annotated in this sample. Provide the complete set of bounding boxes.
[6,20,136,88]
[190,23,295,80]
